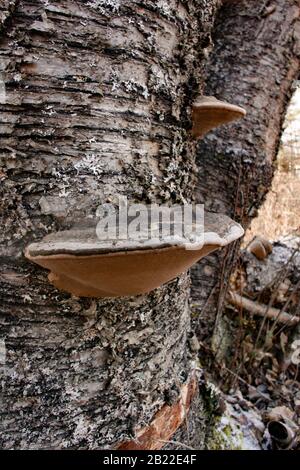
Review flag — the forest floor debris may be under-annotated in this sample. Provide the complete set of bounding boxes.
[202,235,300,449]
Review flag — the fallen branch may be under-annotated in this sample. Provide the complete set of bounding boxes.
[228,292,300,326]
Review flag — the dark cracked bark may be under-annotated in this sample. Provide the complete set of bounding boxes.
[0,0,221,449]
[191,0,300,344]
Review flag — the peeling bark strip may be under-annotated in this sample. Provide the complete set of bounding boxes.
[117,374,197,450]
[0,0,219,449]
[192,0,300,342]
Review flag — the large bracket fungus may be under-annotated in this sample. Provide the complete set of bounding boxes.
[25,212,244,298]
[25,97,247,299]
[192,95,246,139]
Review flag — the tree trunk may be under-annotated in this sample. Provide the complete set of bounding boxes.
[0,0,220,449]
[191,0,300,346]
[1,0,299,450]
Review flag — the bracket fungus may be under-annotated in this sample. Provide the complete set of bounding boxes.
[192,95,246,139]
[247,236,273,261]
[25,212,244,298]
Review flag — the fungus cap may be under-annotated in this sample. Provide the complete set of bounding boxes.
[25,212,244,298]
[192,95,246,139]
[248,236,273,260]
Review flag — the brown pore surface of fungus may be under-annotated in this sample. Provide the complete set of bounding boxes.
[116,374,197,450]
[25,212,244,298]
[192,95,246,139]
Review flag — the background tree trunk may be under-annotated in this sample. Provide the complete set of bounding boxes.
[0,0,220,449]
[191,0,300,348]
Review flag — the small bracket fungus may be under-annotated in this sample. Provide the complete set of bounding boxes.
[192,95,246,139]
[247,236,273,261]
[25,212,244,298]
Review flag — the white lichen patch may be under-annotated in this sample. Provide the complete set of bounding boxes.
[156,0,174,19]
[0,339,6,366]
[74,153,104,176]
[124,80,149,100]
[110,71,149,100]
[208,401,263,450]
[87,0,121,15]
[52,167,72,197]
[148,65,175,100]
[73,416,98,445]
[212,415,244,450]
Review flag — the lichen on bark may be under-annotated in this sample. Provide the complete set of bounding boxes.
[0,0,219,449]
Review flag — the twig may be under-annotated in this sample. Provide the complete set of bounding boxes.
[273,297,300,340]
[268,278,300,337]
[228,291,300,326]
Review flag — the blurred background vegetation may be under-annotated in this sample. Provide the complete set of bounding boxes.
[246,87,300,242]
